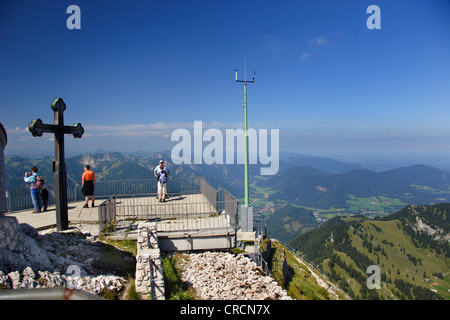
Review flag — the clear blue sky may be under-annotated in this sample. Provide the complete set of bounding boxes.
[1,0,449,163]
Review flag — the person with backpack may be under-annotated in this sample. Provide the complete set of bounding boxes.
[24,166,43,213]
[158,167,169,202]
[153,160,169,202]
[154,161,169,202]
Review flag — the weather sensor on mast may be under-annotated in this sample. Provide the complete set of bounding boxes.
[234,58,255,84]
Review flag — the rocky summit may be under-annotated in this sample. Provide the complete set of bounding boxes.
[178,251,291,300]
[0,223,129,296]
[1,221,292,300]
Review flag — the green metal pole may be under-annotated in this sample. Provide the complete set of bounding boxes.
[244,81,249,207]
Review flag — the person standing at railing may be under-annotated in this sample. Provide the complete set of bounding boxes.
[24,166,42,213]
[158,167,169,202]
[82,164,95,208]
[154,160,169,202]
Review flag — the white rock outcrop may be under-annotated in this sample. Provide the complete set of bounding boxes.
[178,251,291,300]
[0,223,128,297]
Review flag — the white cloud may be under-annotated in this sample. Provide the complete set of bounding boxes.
[301,35,332,60]
[300,52,313,60]
[6,126,29,133]
[309,35,328,46]
[83,121,247,138]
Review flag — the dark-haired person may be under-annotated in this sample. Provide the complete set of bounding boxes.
[24,166,42,213]
[82,165,95,208]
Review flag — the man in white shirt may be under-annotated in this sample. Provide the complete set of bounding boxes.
[154,160,169,200]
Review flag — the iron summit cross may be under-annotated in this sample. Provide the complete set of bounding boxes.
[28,98,84,231]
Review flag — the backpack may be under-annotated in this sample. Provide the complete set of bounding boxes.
[35,175,44,189]
[159,171,168,184]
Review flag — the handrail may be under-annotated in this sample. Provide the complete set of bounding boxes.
[6,177,202,212]
[98,195,117,232]
[93,178,239,236]
[0,287,104,300]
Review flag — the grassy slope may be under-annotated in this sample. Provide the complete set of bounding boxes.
[293,215,449,300]
[261,238,348,300]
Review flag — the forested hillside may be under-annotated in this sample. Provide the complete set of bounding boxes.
[266,205,318,243]
[289,203,450,300]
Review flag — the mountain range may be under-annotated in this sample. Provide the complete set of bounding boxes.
[4,151,244,199]
[2,151,369,192]
[6,151,450,214]
[256,164,450,217]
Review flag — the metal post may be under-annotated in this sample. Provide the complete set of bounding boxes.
[244,81,249,207]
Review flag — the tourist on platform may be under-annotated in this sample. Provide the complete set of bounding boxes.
[82,164,95,208]
[24,166,42,213]
[154,160,169,202]
[158,166,169,202]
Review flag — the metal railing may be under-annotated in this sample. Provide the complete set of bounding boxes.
[6,176,239,237]
[96,177,239,236]
[5,177,203,212]
[200,178,218,209]
[98,195,117,232]
[220,189,238,227]
[5,183,81,212]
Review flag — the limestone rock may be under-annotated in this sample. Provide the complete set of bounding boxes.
[0,224,127,297]
[178,252,291,300]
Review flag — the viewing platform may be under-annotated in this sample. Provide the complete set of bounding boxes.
[5,200,98,231]
[6,177,242,252]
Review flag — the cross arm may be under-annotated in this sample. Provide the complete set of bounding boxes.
[28,119,84,138]
[28,119,55,137]
[69,123,84,138]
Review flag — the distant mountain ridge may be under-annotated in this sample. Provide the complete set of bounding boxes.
[280,154,362,173]
[4,151,243,197]
[3,151,363,191]
[6,152,450,212]
[257,164,450,214]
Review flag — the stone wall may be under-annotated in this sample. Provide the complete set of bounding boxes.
[135,222,165,300]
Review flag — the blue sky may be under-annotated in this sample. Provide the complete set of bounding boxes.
[1,0,449,164]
